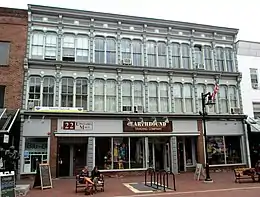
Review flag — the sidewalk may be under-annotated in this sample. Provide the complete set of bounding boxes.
[24,172,260,197]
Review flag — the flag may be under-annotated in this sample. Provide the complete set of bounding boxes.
[211,82,219,101]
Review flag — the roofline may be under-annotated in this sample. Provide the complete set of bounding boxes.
[28,4,239,35]
[236,40,260,45]
[0,7,27,18]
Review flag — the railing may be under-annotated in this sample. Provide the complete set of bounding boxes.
[144,168,176,192]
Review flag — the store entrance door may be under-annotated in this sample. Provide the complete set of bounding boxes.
[58,144,70,177]
[73,144,87,176]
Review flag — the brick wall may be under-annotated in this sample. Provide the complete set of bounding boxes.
[0,7,27,109]
[197,119,205,164]
[50,118,58,178]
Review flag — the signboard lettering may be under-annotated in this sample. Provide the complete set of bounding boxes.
[123,121,172,132]
[194,163,205,181]
[62,121,93,131]
[0,171,15,197]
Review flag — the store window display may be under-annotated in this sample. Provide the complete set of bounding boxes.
[113,138,128,169]
[130,138,145,168]
[207,136,242,165]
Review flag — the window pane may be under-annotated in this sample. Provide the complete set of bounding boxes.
[94,79,105,111]
[208,136,225,165]
[219,86,228,113]
[95,137,112,170]
[174,83,182,113]
[184,84,193,112]
[226,48,233,72]
[122,80,132,108]
[197,84,205,113]
[172,43,180,68]
[113,137,129,169]
[229,86,237,108]
[134,81,143,106]
[106,79,117,112]
[75,78,88,110]
[194,45,203,65]
[61,78,74,107]
[216,48,225,71]
[121,39,131,59]
[204,46,212,70]
[225,136,242,164]
[148,82,158,112]
[42,77,55,107]
[29,77,41,100]
[160,82,169,112]
[158,42,167,67]
[133,40,142,66]
[23,138,48,173]
[147,42,156,67]
[130,138,145,168]
[182,44,190,69]
[106,38,116,64]
[94,37,105,63]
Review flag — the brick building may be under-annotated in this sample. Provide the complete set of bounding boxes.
[20,4,248,178]
[0,7,27,149]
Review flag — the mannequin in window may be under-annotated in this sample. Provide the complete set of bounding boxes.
[119,143,127,161]
[113,144,118,162]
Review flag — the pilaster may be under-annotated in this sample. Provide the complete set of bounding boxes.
[117,21,122,64]
[143,24,147,67]
[169,72,175,113]
[190,39,195,69]
[233,42,239,72]
[215,75,221,114]
[143,71,149,112]
[55,65,62,107]
[167,36,172,68]
[237,74,243,113]
[117,69,122,112]
[193,73,198,113]
[57,15,63,61]
[212,42,217,71]
[170,136,178,174]
[88,67,94,111]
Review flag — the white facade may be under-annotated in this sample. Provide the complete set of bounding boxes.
[237,40,260,118]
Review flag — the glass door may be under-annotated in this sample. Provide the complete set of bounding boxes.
[164,143,170,171]
[148,142,155,168]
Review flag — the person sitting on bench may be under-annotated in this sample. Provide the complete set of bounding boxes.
[79,166,89,184]
[91,166,101,189]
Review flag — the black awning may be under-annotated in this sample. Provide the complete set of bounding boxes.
[0,109,20,133]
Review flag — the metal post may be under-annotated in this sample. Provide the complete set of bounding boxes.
[201,92,213,182]
[145,170,147,186]
[150,169,153,187]
[163,173,166,192]
[156,172,159,189]
[166,172,169,188]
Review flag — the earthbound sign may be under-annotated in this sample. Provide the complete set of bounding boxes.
[123,121,172,132]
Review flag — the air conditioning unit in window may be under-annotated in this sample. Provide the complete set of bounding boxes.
[196,63,205,70]
[252,83,259,89]
[122,106,132,112]
[230,107,241,114]
[27,99,40,110]
[134,106,144,113]
[122,58,132,65]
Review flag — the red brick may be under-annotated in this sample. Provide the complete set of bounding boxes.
[197,119,205,164]
[0,7,27,110]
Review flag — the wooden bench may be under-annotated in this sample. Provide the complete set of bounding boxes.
[234,168,259,183]
[94,175,105,192]
[75,175,94,194]
[75,175,86,193]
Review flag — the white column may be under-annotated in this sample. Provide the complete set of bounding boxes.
[145,137,149,168]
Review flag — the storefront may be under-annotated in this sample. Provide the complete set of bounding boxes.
[54,118,200,176]
[20,118,50,174]
[206,120,248,167]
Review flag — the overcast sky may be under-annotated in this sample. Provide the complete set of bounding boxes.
[0,0,258,42]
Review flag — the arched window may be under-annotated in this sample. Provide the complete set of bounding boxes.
[181,44,190,69]
[121,39,131,59]
[158,42,167,67]
[42,77,55,107]
[106,79,117,111]
[61,78,74,107]
[147,41,157,67]
[94,37,105,63]
[172,43,180,68]
[28,76,41,100]
[62,34,75,61]
[122,80,132,111]
[76,36,89,62]
[148,82,158,112]
[31,32,44,59]
[160,82,169,112]
[229,86,237,108]
[106,38,116,64]
[133,81,143,107]
[94,79,105,111]
[184,84,193,112]
[226,48,234,72]
[204,46,212,70]
[216,47,225,71]
[45,34,57,60]
[132,40,142,66]
[219,86,228,113]
[75,78,88,109]
[174,83,182,113]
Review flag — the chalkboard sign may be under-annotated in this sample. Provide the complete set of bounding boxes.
[0,171,15,197]
[39,164,52,190]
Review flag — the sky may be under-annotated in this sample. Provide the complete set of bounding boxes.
[0,0,258,42]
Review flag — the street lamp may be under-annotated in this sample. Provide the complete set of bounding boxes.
[199,92,215,182]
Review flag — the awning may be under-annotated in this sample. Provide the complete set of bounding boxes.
[246,117,260,132]
[0,108,20,133]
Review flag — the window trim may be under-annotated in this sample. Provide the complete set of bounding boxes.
[0,41,10,66]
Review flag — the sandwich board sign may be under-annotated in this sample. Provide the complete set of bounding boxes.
[0,171,15,197]
[194,163,205,181]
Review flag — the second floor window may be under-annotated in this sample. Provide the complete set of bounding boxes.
[184,84,193,112]
[250,68,258,88]
[148,82,158,112]
[62,35,75,61]
[197,84,205,113]
[172,43,181,68]
[219,86,228,113]
[160,82,169,112]
[94,79,105,111]
[61,78,74,107]
[216,47,225,71]
[158,42,167,67]
[75,78,88,109]
[42,77,55,107]
[174,83,182,113]
[182,44,190,69]
[133,81,143,107]
[225,48,233,72]
[106,79,117,111]
[132,40,142,66]
[229,86,237,108]
[147,41,157,67]
[122,80,132,111]
[204,46,213,70]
